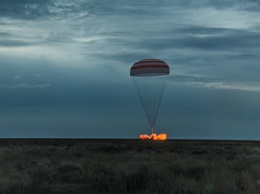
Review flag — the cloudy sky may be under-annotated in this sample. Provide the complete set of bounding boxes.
[0,0,260,139]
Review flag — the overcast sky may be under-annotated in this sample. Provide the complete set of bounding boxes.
[0,0,260,139]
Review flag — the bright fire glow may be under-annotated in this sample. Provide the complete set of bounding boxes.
[140,133,167,140]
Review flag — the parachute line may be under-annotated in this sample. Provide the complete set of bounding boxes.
[132,75,167,131]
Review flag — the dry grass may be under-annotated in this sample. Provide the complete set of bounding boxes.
[0,139,260,193]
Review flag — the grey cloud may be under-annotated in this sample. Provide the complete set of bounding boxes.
[92,52,151,64]
[141,29,260,51]
[0,84,51,88]
[93,24,260,52]
[0,32,9,36]
[175,25,229,35]
[0,3,51,19]
[0,0,136,20]
[167,74,260,92]
[165,0,260,11]
[0,39,35,47]
[207,0,260,11]
[0,1,91,20]
[168,74,229,83]
[85,25,260,79]
[0,0,259,21]
[0,0,50,4]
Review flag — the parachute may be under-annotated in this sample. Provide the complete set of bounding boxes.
[130,59,169,133]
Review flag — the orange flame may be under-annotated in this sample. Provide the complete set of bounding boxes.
[140,133,167,140]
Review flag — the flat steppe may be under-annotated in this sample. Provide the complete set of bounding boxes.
[1,139,260,194]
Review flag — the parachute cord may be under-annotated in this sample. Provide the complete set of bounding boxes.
[133,75,167,134]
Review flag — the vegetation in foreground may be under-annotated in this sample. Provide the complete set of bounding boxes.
[0,139,260,194]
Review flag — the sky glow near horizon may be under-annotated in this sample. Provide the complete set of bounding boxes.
[0,0,260,139]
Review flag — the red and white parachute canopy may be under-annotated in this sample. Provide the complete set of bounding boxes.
[130,59,170,76]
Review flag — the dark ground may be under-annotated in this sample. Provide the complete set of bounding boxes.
[0,139,260,194]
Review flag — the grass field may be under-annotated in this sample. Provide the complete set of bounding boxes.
[0,139,260,194]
